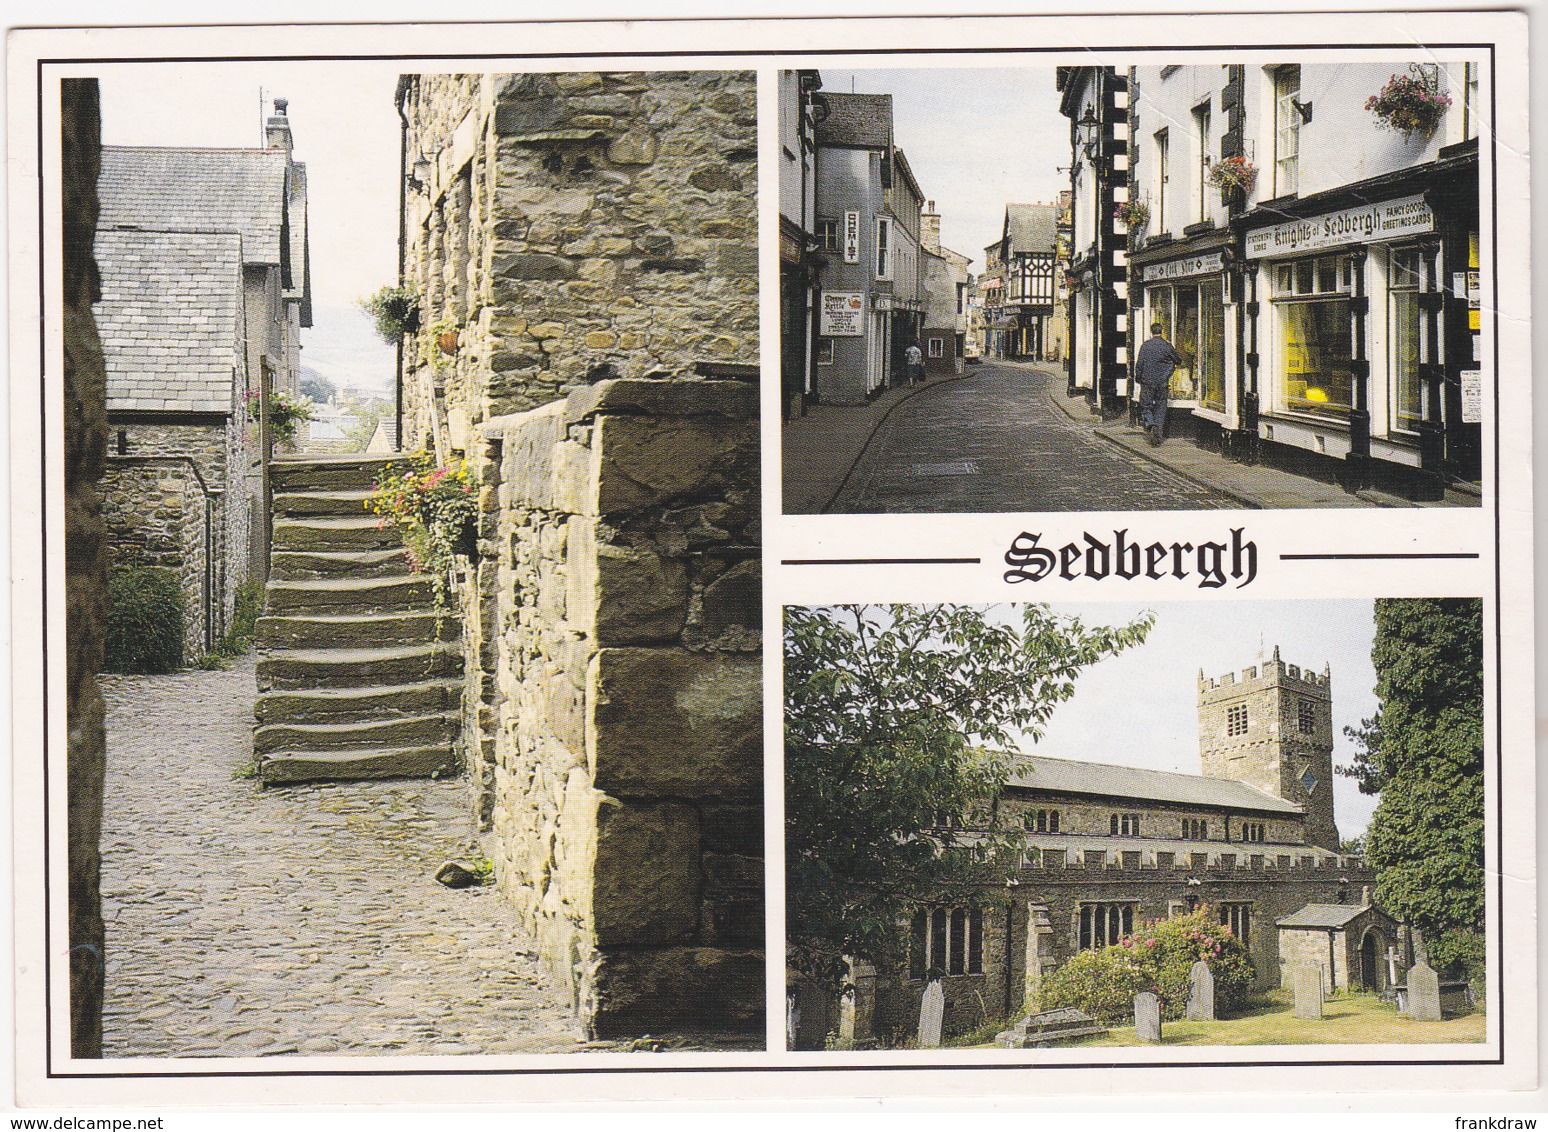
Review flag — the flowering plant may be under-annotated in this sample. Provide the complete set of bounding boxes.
[1113,199,1150,230]
[366,451,478,610]
[247,389,314,446]
[1206,156,1258,196]
[1366,70,1452,136]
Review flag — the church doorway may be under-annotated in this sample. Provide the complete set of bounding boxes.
[1359,930,1380,990]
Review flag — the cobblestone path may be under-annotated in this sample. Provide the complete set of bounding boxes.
[99,656,586,1058]
[829,361,1233,513]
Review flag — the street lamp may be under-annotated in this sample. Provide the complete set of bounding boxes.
[1075,107,1103,162]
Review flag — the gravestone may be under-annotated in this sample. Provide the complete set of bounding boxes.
[1386,946,1401,989]
[1134,991,1162,1043]
[1406,961,1442,1021]
[785,991,799,1051]
[917,979,945,1049]
[994,1006,1109,1048]
[1185,960,1215,1021]
[1292,963,1324,1020]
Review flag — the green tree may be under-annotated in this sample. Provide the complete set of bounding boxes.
[1341,598,1483,973]
[784,603,1151,985]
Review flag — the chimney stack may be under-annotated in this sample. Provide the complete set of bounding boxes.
[920,199,941,256]
[265,97,293,157]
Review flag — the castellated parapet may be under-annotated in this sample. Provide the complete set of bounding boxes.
[1197,646,1339,852]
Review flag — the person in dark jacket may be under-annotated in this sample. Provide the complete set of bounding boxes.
[1132,322,1185,444]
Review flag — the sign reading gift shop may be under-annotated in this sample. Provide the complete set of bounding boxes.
[1245,194,1435,259]
[1142,252,1225,283]
[820,291,865,336]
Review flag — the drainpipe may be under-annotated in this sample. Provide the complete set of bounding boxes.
[395,76,410,453]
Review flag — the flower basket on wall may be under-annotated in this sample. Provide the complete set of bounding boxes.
[1366,68,1452,137]
[1206,156,1258,203]
[366,452,479,611]
[1113,199,1150,232]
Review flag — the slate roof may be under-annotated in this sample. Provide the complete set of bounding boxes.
[98,146,289,266]
[1004,203,1058,255]
[1277,904,1376,929]
[816,92,892,149]
[96,228,244,414]
[1003,753,1303,815]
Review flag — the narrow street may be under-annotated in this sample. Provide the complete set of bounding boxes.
[828,360,1233,513]
[98,657,585,1058]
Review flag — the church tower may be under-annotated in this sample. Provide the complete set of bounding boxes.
[1197,647,1339,852]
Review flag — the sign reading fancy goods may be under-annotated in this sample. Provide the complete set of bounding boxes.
[1245,193,1435,259]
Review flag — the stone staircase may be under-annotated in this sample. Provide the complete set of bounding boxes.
[253,454,462,785]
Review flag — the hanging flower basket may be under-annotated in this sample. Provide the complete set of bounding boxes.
[366,452,479,612]
[1207,156,1258,200]
[1113,199,1150,231]
[1366,69,1452,137]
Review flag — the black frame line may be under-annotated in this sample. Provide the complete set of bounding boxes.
[781,557,982,565]
[32,30,1505,1083]
[1278,553,1481,560]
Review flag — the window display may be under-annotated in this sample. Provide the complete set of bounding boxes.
[1389,246,1425,433]
[1273,253,1356,418]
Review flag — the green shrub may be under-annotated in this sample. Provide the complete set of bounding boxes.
[216,576,264,656]
[104,567,184,674]
[1430,927,1485,1003]
[1039,908,1256,1023]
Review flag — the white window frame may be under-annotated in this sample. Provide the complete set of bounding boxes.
[1154,128,1170,232]
[927,337,944,358]
[875,215,893,281]
[1193,101,1211,223]
[1274,65,1301,197]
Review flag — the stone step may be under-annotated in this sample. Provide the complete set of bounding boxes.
[262,575,437,616]
[257,610,457,649]
[254,712,458,755]
[257,643,462,689]
[258,743,457,785]
[269,455,398,493]
[269,548,412,581]
[272,515,403,553]
[273,488,379,517]
[254,680,463,725]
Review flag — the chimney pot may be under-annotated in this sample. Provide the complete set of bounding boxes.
[274,97,288,115]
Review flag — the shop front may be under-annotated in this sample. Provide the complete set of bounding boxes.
[1133,248,1231,442]
[1241,161,1480,495]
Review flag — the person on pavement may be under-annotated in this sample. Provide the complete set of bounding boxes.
[905,341,924,385]
[1133,322,1184,445]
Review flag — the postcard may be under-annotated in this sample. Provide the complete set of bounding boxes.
[7,8,1535,1110]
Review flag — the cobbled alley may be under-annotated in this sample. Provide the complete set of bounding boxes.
[98,657,586,1058]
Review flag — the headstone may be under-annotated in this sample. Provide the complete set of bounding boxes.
[1292,963,1324,1020]
[1406,961,1442,1021]
[1386,946,1401,989]
[1186,959,1216,1021]
[785,991,800,1051]
[917,979,945,1049]
[1134,991,1162,1043]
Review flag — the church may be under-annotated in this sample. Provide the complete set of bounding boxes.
[833,647,1392,1045]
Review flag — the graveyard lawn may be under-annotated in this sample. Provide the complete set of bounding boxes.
[1056,992,1485,1046]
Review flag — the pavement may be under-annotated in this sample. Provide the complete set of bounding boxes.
[99,657,588,1058]
[783,358,1481,513]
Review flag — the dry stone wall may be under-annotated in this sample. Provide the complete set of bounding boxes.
[475,378,761,1038]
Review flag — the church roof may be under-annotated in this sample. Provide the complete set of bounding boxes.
[1277,904,1378,929]
[1004,753,1303,815]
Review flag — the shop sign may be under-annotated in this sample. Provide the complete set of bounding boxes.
[820,291,865,336]
[1245,194,1434,259]
[1460,369,1482,424]
[843,210,861,264]
[1141,252,1224,283]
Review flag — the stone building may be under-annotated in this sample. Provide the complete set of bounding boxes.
[779,68,823,419]
[94,101,311,659]
[1277,900,1399,995]
[835,648,1377,1046]
[395,71,762,1039]
[919,200,970,376]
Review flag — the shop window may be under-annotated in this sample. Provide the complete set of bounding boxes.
[1388,246,1432,435]
[1219,902,1252,945]
[816,217,839,252]
[1273,253,1356,418]
[875,216,892,281]
[1110,812,1140,837]
[1079,902,1135,950]
[927,337,944,358]
[1297,697,1317,734]
[816,339,834,366]
[1273,65,1301,197]
[1181,817,1208,840]
[910,906,984,978]
[1226,702,1249,736]
[1200,278,1226,409]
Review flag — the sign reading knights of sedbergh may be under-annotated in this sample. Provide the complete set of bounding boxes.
[1245,193,1435,259]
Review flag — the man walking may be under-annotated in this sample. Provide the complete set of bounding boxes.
[905,341,924,385]
[1133,322,1184,445]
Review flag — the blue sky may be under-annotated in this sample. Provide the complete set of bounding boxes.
[818,66,1070,272]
